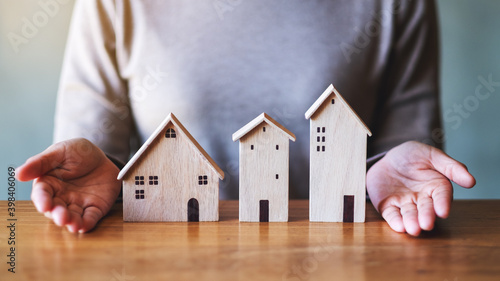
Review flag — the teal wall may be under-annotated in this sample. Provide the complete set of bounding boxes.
[1,0,499,200]
[438,0,500,199]
[0,1,75,201]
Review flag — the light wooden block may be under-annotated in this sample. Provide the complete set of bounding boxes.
[118,113,224,222]
[233,113,296,222]
[305,85,372,222]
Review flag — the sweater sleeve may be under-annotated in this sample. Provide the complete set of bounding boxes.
[53,0,135,162]
[368,0,442,157]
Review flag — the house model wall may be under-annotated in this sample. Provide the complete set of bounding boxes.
[305,85,372,222]
[233,113,296,222]
[117,113,224,222]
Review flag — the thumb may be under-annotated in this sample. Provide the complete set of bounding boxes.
[429,147,476,188]
[16,143,66,182]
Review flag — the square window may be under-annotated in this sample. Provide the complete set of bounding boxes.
[135,195,140,199]
[135,190,140,194]
[198,175,208,185]
[135,176,140,180]
[148,176,158,185]
[140,190,144,194]
[135,181,139,185]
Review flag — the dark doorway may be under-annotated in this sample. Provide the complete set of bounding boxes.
[343,195,354,222]
[259,200,269,222]
[188,198,199,222]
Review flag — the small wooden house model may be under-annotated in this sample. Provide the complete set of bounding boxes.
[233,113,296,222]
[117,113,224,222]
[305,85,372,222]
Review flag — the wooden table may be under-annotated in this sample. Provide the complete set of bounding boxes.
[1,200,500,281]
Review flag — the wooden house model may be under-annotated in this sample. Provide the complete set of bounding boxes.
[117,113,224,222]
[233,113,296,222]
[305,85,372,222]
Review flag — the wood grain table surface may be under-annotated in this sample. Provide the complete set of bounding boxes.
[1,200,500,281]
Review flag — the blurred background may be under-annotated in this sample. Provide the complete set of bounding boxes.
[1,0,499,200]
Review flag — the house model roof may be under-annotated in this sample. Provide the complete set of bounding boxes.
[117,113,224,180]
[232,113,296,142]
[305,84,372,136]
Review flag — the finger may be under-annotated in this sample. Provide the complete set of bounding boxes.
[432,186,453,218]
[65,204,84,233]
[79,206,103,233]
[380,205,405,233]
[401,202,421,236]
[50,198,70,227]
[416,196,435,231]
[429,148,476,188]
[16,143,65,182]
[31,178,55,213]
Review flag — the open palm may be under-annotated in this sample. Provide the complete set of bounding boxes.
[17,138,121,233]
[367,141,476,236]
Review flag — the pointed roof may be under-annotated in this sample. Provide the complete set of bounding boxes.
[305,84,372,136]
[117,113,224,180]
[232,113,296,142]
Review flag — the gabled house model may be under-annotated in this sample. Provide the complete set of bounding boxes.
[305,85,372,222]
[233,113,296,222]
[117,113,224,222]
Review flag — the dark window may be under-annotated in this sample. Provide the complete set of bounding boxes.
[331,99,335,104]
[322,127,326,133]
[317,127,320,133]
[322,146,325,152]
[317,136,320,142]
[149,176,158,185]
[251,145,254,150]
[276,145,279,150]
[165,128,176,138]
[134,176,144,185]
[322,136,325,142]
[135,189,145,200]
[263,126,266,132]
[198,175,208,185]
[317,146,320,152]
[276,174,279,179]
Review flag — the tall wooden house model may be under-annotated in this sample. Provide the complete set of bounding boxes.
[118,113,224,222]
[233,113,296,222]
[305,85,372,222]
